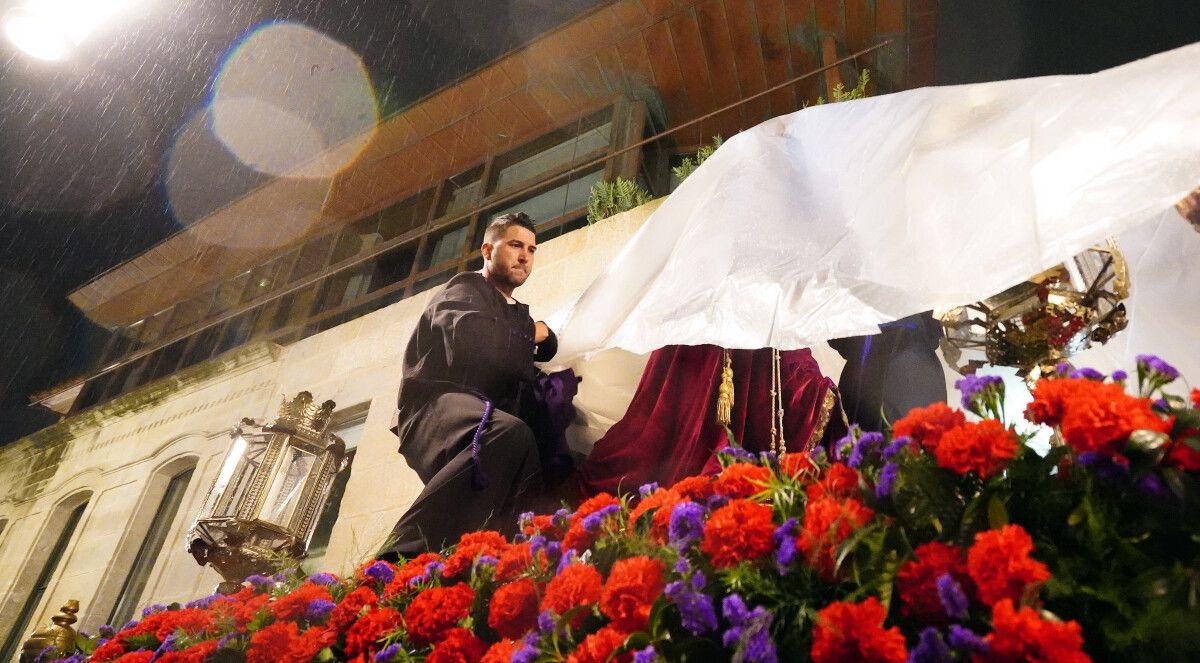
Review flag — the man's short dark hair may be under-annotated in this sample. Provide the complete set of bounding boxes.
[484,212,537,245]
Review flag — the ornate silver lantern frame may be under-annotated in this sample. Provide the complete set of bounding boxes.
[186,392,347,592]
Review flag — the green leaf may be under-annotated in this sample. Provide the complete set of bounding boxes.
[988,493,1010,528]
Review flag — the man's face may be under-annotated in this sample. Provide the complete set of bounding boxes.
[482,224,537,290]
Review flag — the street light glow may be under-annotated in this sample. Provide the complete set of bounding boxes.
[3,0,138,60]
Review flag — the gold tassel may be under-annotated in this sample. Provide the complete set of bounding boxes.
[716,348,734,425]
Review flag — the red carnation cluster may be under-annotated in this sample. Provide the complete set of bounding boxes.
[284,627,337,663]
[246,621,300,663]
[600,556,666,631]
[565,625,632,663]
[427,627,489,663]
[967,525,1051,605]
[541,563,603,625]
[443,530,509,578]
[934,419,1018,478]
[892,402,965,452]
[156,639,218,663]
[404,583,475,646]
[523,513,564,538]
[575,492,621,518]
[488,578,540,639]
[712,462,771,498]
[385,552,444,598]
[810,597,908,663]
[344,607,403,657]
[700,499,776,568]
[806,462,861,501]
[329,586,379,631]
[1166,429,1200,471]
[798,496,875,579]
[481,639,522,663]
[495,542,533,581]
[779,451,821,480]
[896,542,973,623]
[670,474,716,500]
[1191,388,1200,409]
[628,487,684,542]
[268,582,334,621]
[1026,378,1170,456]
[979,599,1092,662]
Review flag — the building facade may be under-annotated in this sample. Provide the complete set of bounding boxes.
[0,0,937,648]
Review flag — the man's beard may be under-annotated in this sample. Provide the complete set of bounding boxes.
[495,263,528,289]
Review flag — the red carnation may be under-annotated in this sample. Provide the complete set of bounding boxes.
[806,462,861,501]
[269,582,334,621]
[482,639,522,663]
[713,462,772,499]
[700,499,776,568]
[979,599,1092,662]
[427,627,489,663]
[1166,430,1200,471]
[934,419,1018,478]
[541,563,603,626]
[1027,378,1170,456]
[247,621,300,663]
[566,625,632,663]
[489,577,540,639]
[91,640,127,663]
[1191,388,1200,409]
[443,530,510,578]
[628,488,684,542]
[404,582,475,646]
[329,585,379,631]
[670,475,716,500]
[112,653,154,663]
[798,496,875,579]
[285,627,337,663]
[896,542,974,623]
[231,593,269,627]
[156,639,218,663]
[524,513,563,538]
[496,542,533,581]
[385,552,444,598]
[893,402,966,452]
[810,597,907,663]
[600,556,666,631]
[967,525,1051,605]
[563,519,599,553]
[576,492,621,518]
[345,606,403,657]
[779,451,821,480]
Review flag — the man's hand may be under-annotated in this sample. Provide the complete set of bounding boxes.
[534,321,551,344]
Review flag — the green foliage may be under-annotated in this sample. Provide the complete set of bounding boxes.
[671,135,724,184]
[813,68,871,105]
[586,176,653,223]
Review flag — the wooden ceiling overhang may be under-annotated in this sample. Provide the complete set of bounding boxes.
[70,0,938,327]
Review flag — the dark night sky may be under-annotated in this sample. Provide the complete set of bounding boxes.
[1,0,1198,441]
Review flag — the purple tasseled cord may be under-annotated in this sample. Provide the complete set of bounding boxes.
[470,399,494,489]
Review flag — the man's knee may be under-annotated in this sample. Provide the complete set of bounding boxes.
[488,412,536,453]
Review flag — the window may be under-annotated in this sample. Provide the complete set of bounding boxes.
[290,234,335,282]
[168,291,215,333]
[378,187,435,241]
[491,118,611,193]
[367,243,418,294]
[478,169,602,247]
[0,500,89,662]
[304,408,368,572]
[435,166,483,219]
[107,468,194,627]
[242,253,292,303]
[211,272,251,316]
[422,223,469,271]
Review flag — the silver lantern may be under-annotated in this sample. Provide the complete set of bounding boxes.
[186,392,347,592]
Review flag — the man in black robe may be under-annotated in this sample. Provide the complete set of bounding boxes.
[379,212,557,560]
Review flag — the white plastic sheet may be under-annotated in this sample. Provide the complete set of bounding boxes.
[549,43,1200,362]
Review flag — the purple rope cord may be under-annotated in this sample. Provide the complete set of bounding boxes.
[469,398,494,490]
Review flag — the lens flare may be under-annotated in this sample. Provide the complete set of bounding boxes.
[210,21,379,178]
[3,0,138,60]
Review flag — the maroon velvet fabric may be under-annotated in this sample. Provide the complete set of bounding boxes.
[575,345,838,496]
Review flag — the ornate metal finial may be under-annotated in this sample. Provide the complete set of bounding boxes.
[20,600,79,662]
[274,391,336,436]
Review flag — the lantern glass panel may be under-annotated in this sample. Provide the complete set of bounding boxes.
[260,445,318,528]
[213,435,270,518]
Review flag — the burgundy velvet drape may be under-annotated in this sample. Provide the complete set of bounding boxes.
[574,345,839,496]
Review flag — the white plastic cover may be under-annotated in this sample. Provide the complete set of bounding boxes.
[549,42,1200,363]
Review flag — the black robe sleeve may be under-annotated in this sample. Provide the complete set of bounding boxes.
[427,279,541,392]
[535,327,558,363]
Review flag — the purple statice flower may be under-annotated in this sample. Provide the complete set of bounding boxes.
[876,462,900,498]
[216,632,241,649]
[98,624,116,639]
[141,604,167,617]
[152,633,178,659]
[537,610,557,634]
[674,555,691,574]
[1068,367,1105,381]
[552,508,571,530]
[528,534,547,556]
[272,570,290,582]
[54,655,87,663]
[512,637,540,663]
[306,572,338,585]
[1055,362,1072,375]
[556,549,578,575]
[721,594,777,663]
[773,518,798,574]
[582,504,621,532]
[882,436,910,460]
[848,431,884,468]
[375,643,401,662]
[706,493,729,510]
[513,532,528,543]
[908,627,952,663]
[544,541,563,566]
[833,428,859,461]
[33,646,56,663]
[244,574,274,590]
[955,374,1004,413]
[306,598,335,622]
[1077,451,1129,483]
[639,482,659,498]
[668,501,706,550]
[665,572,718,636]
[633,645,658,663]
[719,445,758,464]
[1137,354,1180,381]
[947,625,989,653]
[364,560,395,584]
[120,619,139,631]
[476,554,499,568]
[1111,369,1128,382]
[185,594,221,610]
[518,511,535,531]
[936,573,969,620]
[758,451,778,469]
[1137,473,1173,501]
